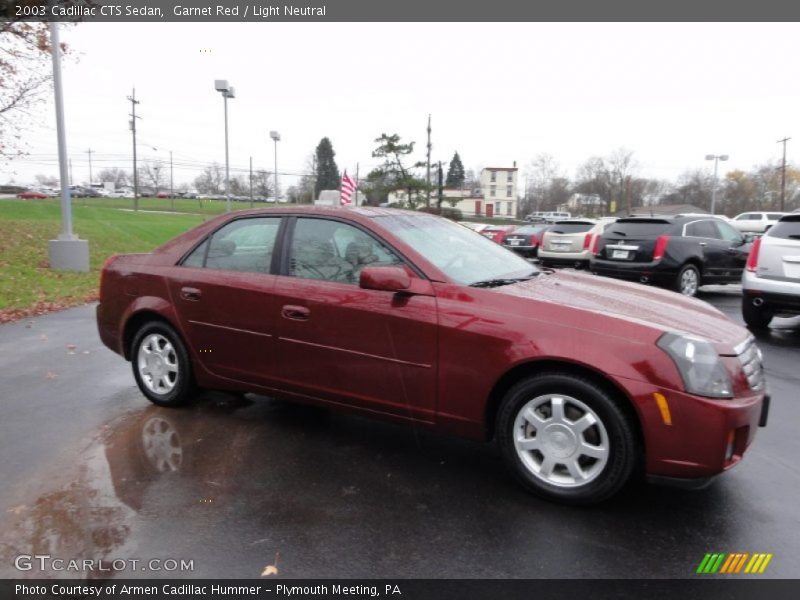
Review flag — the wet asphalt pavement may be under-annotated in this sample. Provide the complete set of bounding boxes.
[0,285,798,580]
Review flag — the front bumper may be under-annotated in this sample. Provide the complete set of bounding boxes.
[621,377,767,479]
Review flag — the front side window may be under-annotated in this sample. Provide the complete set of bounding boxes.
[181,217,281,273]
[715,220,744,243]
[289,218,402,284]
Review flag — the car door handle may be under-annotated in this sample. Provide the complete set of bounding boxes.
[282,305,310,321]
[698,242,707,247]
[180,286,202,301]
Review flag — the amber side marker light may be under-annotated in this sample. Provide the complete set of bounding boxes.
[653,392,672,426]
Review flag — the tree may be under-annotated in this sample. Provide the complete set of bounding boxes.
[34,173,58,187]
[0,22,62,161]
[525,154,562,214]
[139,161,166,195]
[445,151,465,189]
[252,169,274,199]
[194,163,224,195]
[96,168,129,188]
[314,137,340,196]
[371,133,427,206]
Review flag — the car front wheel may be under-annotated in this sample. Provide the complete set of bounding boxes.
[131,321,196,407]
[496,373,637,505]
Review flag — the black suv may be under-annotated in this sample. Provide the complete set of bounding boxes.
[590,215,752,296]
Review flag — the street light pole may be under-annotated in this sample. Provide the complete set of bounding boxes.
[47,21,89,272]
[215,80,235,212]
[270,130,281,203]
[705,153,729,215]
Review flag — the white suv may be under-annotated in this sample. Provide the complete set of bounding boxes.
[741,214,800,329]
[732,211,789,234]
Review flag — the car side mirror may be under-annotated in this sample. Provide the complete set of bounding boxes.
[359,266,411,292]
[742,233,755,244]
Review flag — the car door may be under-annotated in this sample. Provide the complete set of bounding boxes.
[684,220,728,280]
[272,216,438,422]
[713,220,750,280]
[167,216,283,387]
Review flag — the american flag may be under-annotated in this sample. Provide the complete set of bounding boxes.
[340,171,357,206]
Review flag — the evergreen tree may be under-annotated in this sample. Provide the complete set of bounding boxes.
[314,137,341,196]
[446,152,465,188]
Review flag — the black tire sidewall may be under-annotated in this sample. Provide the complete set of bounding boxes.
[496,373,637,505]
[742,297,773,330]
[131,321,195,407]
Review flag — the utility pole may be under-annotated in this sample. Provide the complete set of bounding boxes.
[127,88,141,210]
[169,150,174,210]
[86,148,93,185]
[778,137,791,211]
[69,159,73,186]
[437,161,443,208]
[425,114,432,207]
[249,156,253,207]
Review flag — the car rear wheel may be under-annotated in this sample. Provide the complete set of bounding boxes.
[131,321,196,407]
[742,298,773,330]
[676,264,700,297]
[496,373,637,505]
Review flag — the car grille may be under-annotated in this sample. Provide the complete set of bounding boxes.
[736,337,765,392]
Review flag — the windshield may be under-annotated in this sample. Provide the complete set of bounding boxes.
[377,214,538,285]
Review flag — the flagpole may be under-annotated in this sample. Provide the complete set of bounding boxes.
[355,162,359,206]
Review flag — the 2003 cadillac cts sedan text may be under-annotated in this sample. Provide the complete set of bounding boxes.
[96,207,769,504]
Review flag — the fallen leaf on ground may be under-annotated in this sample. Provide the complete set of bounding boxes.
[45,371,58,379]
[261,552,280,577]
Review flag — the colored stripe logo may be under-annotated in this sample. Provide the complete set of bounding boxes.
[697,553,773,574]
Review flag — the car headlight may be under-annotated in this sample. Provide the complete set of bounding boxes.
[657,333,733,398]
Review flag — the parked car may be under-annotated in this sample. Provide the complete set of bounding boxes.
[97,206,767,505]
[525,211,571,223]
[156,191,171,199]
[16,190,47,199]
[502,224,550,258]
[591,215,752,296]
[480,224,517,244]
[731,211,790,234]
[538,218,616,269]
[741,214,800,329]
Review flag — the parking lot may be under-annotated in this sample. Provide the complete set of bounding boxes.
[0,285,798,579]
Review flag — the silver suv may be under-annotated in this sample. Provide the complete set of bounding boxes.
[741,214,800,329]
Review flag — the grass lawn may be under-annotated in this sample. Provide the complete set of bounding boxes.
[0,198,210,322]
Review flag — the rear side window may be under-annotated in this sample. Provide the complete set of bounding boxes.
[182,217,281,273]
[767,213,784,220]
[767,217,800,240]
[606,221,671,237]
[685,220,720,239]
[549,222,594,234]
[736,213,761,221]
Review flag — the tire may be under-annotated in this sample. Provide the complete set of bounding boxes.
[496,373,637,505]
[131,321,196,407]
[675,263,700,297]
[742,297,773,330]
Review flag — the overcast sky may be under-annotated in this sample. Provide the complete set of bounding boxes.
[6,22,800,190]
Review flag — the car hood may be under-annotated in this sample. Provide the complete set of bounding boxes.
[498,270,748,354]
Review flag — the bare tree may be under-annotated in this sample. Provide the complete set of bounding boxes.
[139,160,166,195]
[525,154,562,214]
[194,163,225,195]
[34,173,58,187]
[252,169,274,199]
[0,23,65,161]
[96,168,129,188]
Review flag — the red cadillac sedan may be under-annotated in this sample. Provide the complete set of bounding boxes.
[97,206,768,504]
